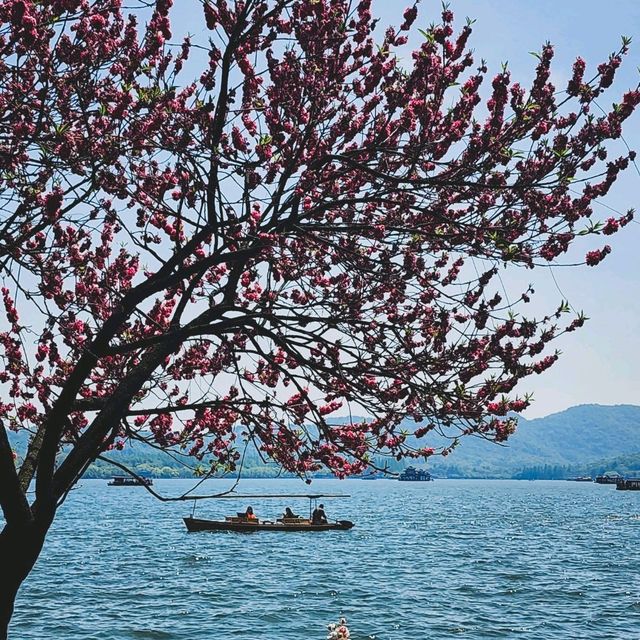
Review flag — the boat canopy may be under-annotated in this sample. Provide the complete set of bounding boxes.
[198,493,350,499]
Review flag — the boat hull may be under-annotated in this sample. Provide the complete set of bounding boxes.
[183,517,354,533]
[616,479,640,491]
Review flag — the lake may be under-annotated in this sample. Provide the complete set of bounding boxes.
[8,479,640,639]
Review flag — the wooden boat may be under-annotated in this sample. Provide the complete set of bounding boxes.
[183,493,353,533]
[183,516,354,533]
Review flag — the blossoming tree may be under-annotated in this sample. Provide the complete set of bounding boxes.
[0,0,637,636]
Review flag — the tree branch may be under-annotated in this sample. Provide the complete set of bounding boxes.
[17,423,46,495]
[0,425,32,525]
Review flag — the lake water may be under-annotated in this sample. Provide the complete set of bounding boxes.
[8,479,640,639]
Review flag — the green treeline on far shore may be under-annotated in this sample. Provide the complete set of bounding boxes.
[511,455,640,481]
[83,452,408,480]
[80,452,640,481]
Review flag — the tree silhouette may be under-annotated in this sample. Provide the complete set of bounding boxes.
[0,0,638,636]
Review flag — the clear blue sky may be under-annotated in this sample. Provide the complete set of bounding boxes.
[172,1,640,418]
[373,1,640,417]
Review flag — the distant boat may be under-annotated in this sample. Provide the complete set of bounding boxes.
[616,478,640,491]
[107,475,153,487]
[183,516,354,532]
[566,476,592,482]
[595,473,623,484]
[398,467,432,482]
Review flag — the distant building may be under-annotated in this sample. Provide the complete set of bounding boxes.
[398,466,432,482]
[595,473,622,484]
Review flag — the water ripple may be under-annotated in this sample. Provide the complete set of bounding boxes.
[7,479,640,639]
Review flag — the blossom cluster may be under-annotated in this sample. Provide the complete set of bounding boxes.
[0,1,637,492]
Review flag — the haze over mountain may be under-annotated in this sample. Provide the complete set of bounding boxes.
[7,404,640,479]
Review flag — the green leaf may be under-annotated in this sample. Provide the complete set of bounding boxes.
[418,28,435,44]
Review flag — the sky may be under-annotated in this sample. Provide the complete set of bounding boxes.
[382,0,640,418]
[366,1,640,418]
[170,1,640,419]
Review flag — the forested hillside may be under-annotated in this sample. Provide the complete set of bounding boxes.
[426,404,640,478]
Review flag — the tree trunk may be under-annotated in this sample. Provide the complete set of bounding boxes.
[0,521,49,640]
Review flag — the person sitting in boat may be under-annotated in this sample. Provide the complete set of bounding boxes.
[244,506,257,521]
[312,504,328,525]
[283,506,299,519]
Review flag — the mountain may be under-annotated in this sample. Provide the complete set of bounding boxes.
[7,404,640,479]
[426,404,640,478]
